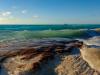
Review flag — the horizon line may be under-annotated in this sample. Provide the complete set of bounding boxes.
[0,24,99,25]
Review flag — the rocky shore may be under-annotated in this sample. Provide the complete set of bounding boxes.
[0,39,99,75]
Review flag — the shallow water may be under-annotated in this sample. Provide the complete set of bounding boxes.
[0,25,99,42]
[0,24,99,45]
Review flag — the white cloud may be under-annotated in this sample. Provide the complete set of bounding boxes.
[21,10,27,14]
[2,11,12,16]
[0,11,13,21]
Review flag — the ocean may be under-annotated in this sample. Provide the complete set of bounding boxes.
[0,24,100,30]
[0,24,99,42]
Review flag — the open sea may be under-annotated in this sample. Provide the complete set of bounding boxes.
[0,24,99,42]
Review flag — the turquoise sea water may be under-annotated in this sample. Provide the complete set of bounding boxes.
[0,24,99,30]
[0,24,99,42]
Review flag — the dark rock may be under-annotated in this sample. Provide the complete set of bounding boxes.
[0,39,85,75]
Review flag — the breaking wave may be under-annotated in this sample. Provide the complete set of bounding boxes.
[0,29,99,42]
[0,29,83,41]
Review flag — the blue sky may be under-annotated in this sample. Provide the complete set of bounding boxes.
[0,0,100,24]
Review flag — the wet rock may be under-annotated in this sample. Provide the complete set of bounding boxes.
[1,39,98,75]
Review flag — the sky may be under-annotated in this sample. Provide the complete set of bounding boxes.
[0,0,100,24]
